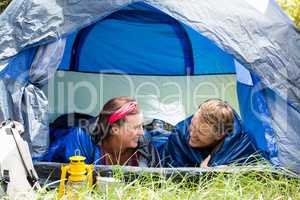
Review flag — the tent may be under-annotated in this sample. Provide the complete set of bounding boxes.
[0,0,299,173]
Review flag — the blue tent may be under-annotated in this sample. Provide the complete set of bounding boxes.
[0,0,299,172]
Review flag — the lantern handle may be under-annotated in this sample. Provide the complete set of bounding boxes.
[75,149,81,156]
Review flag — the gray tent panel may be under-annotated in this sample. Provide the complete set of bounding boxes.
[0,0,299,109]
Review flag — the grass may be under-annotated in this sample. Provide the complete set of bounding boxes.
[0,0,11,14]
[276,0,300,28]
[31,163,300,200]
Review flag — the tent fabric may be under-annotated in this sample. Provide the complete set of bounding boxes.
[23,39,66,158]
[71,13,187,75]
[0,0,299,172]
[235,58,300,171]
[58,3,235,75]
[0,47,37,125]
[236,69,279,166]
[0,79,14,122]
[264,88,300,171]
[0,39,66,158]
[0,0,299,109]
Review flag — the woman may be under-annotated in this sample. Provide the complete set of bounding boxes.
[44,96,161,167]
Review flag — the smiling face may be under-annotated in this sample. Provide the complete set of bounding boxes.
[188,99,234,149]
[188,112,222,148]
[111,113,144,149]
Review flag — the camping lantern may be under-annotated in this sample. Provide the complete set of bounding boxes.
[58,155,94,199]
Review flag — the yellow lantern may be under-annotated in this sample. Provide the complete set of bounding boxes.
[58,155,94,199]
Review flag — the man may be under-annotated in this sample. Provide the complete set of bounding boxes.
[160,99,259,167]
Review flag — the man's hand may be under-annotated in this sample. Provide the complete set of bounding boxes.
[200,154,211,168]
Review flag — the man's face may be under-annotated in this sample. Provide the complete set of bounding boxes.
[188,112,221,148]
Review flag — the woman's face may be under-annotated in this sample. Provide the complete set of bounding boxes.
[112,113,144,149]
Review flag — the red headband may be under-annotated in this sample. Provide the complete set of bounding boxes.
[108,102,138,125]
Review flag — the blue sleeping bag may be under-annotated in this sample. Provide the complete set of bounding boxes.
[43,119,162,167]
[43,113,259,168]
[43,127,101,164]
[159,113,260,167]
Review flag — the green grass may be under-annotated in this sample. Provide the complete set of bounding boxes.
[276,0,300,28]
[0,0,11,14]
[33,164,300,200]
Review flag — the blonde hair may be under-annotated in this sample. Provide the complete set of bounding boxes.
[198,99,234,136]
